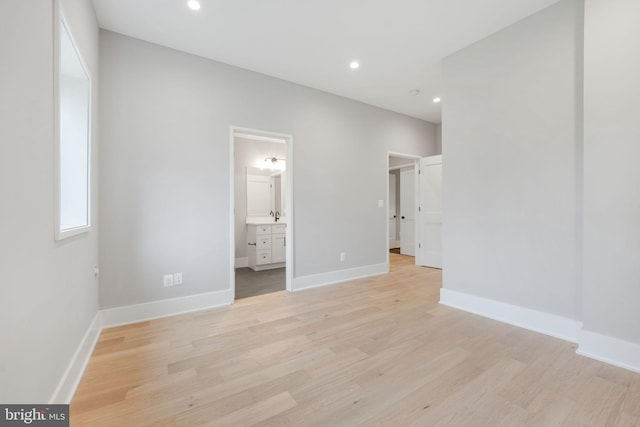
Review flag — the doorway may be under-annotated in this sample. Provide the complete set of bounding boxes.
[388,171,400,250]
[400,167,416,256]
[387,152,442,269]
[388,154,419,261]
[230,127,294,300]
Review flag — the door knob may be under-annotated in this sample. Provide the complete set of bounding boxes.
[401,216,405,219]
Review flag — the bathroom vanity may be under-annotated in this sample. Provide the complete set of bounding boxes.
[246,219,286,271]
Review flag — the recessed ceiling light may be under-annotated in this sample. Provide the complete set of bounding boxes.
[349,61,360,69]
[187,0,201,11]
[433,97,441,103]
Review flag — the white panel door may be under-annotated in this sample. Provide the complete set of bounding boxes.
[389,173,397,245]
[247,175,271,217]
[400,168,415,256]
[418,155,443,268]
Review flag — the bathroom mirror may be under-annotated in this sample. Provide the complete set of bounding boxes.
[271,171,286,218]
[246,167,286,218]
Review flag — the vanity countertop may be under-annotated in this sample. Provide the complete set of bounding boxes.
[245,217,287,225]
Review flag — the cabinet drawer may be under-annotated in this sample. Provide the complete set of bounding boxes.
[257,237,271,249]
[256,250,272,265]
[256,225,271,235]
[272,224,286,234]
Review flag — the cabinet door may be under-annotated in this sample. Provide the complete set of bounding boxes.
[272,234,286,263]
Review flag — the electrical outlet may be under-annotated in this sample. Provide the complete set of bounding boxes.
[163,274,174,287]
[378,199,384,207]
[174,273,183,286]
[340,252,346,262]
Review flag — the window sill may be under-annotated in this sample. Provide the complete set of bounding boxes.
[56,225,91,241]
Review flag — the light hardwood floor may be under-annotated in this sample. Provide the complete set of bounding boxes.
[72,254,640,426]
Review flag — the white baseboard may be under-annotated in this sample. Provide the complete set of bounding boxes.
[49,265,384,403]
[50,288,234,403]
[51,280,640,405]
[49,262,387,403]
[577,330,640,374]
[253,262,285,271]
[235,257,248,268]
[292,263,388,292]
[50,311,103,404]
[439,288,582,343]
[439,289,640,374]
[101,289,234,328]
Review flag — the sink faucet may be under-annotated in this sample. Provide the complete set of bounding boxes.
[275,211,280,222]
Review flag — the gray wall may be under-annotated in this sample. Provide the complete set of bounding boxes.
[583,0,640,343]
[442,0,583,319]
[99,31,437,309]
[0,0,99,403]
[234,137,286,260]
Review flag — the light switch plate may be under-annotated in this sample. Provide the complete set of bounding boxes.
[378,199,384,207]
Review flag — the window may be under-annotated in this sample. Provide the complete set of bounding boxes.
[55,8,91,240]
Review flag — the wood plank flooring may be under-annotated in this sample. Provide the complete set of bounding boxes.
[71,254,640,426]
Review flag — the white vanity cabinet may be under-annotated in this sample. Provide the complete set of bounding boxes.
[271,224,286,263]
[247,223,286,271]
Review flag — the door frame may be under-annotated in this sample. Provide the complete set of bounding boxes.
[387,152,421,267]
[230,126,294,300]
[388,172,399,249]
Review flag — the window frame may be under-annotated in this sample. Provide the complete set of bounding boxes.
[54,2,92,240]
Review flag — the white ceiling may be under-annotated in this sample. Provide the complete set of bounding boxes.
[91,0,560,123]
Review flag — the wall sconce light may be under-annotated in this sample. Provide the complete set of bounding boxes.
[265,157,285,164]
